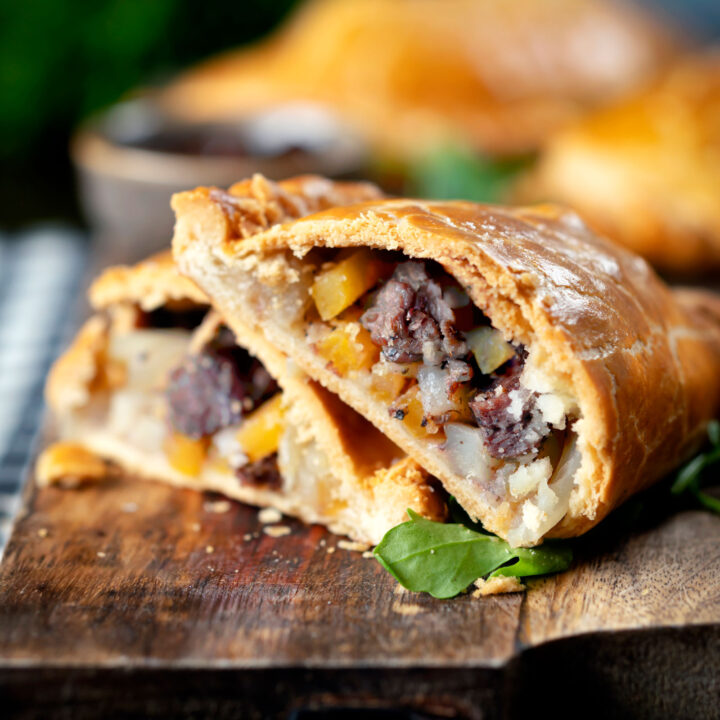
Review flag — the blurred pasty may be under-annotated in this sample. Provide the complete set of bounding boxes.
[524,51,720,275]
[160,0,676,157]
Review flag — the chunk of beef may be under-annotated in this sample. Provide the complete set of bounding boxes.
[165,327,278,438]
[236,453,282,490]
[360,261,467,364]
[212,326,279,406]
[246,362,277,407]
[469,354,550,458]
[165,348,247,438]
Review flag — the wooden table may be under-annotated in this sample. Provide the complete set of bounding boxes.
[0,472,718,720]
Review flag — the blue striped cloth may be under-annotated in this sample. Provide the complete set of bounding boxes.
[0,229,88,552]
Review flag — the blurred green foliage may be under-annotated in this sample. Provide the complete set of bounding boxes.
[0,0,298,160]
[408,144,534,204]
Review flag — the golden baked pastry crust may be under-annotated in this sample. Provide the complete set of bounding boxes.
[522,51,720,275]
[173,174,720,541]
[45,315,109,413]
[160,0,676,156]
[89,251,209,311]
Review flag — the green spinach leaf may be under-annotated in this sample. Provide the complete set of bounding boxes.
[374,509,572,599]
[671,420,720,515]
[491,544,573,578]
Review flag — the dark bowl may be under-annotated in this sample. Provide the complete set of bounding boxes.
[72,97,369,258]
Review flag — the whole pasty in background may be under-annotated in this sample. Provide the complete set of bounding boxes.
[523,51,720,276]
[173,174,720,548]
[159,0,677,158]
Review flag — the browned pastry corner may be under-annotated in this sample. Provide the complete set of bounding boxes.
[173,174,720,546]
[522,50,720,276]
[36,442,113,488]
[88,251,209,311]
[160,0,677,157]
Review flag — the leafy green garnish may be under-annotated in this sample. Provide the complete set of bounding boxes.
[671,419,720,514]
[373,509,572,599]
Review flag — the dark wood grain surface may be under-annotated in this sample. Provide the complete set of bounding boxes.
[0,472,719,719]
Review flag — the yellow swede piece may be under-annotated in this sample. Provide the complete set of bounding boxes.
[164,432,209,477]
[317,322,379,375]
[391,384,431,438]
[236,394,285,463]
[311,249,386,321]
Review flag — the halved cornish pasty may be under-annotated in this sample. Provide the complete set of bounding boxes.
[172,174,720,546]
[40,252,444,544]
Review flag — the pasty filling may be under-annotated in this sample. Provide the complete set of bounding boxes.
[90,306,285,489]
[259,247,582,544]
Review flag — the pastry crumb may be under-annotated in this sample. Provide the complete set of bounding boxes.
[264,525,291,538]
[205,545,214,554]
[391,600,424,616]
[326,546,335,554]
[204,499,231,514]
[97,551,106,558]
[37,528,48,538]
[362,551,375,559]
[121,502,138,513]
[243,533,252,541]
[258,507,282,524]
[190,522,201,532]
[337,540,370,553]
[36,442,110,488]
[472,576,525,596]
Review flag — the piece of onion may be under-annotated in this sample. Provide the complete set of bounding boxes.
[465,326,515,375]
[444,423,491,484]
[417,365,457,416]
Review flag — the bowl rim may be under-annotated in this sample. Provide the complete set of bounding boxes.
[71,96,369,185]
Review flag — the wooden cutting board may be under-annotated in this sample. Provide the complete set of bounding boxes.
[0,470,718,720]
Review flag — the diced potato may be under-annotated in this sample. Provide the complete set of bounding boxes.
[108,329,191,391]
[164,432,209,477]
[311,249,387,321]
[466,326,515,374]
[236,393,285,463]
[317,323,379,375]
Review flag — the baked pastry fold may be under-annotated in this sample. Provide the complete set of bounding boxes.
[173,174,720,546]
[41,251,444,544]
